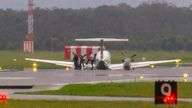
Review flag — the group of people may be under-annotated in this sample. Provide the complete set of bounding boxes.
[73,52,96,70]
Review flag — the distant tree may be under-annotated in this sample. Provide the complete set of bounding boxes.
[1,2,192,51]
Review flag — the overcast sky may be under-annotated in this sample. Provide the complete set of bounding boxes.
[0,0,192,10]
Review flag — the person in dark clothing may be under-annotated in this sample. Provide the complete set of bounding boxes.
[77,55,82,70]
[80,54,86,70]
[90,53,96,70]
[73,52,78,70]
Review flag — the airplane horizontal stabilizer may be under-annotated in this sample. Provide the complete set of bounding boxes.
[75,38,128,42]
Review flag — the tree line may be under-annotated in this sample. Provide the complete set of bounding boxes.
[1,1,192,51]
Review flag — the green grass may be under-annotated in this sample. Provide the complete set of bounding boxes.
[111,50,192,64]
[1,100,192,108]
[19,82,192,98]
[0,51,64,69]
[0,50,192,69]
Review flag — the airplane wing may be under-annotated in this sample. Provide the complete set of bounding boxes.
[110,59,181,70]
[25,58,74,67]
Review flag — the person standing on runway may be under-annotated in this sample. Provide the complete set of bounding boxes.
[90,53,96,70]
[73,52,78,70]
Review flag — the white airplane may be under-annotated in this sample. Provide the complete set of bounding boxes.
[25,38,181,70]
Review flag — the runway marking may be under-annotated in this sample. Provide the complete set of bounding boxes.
[109,74,124,77]
[0,77,35,80]
[125,74,156,76]
[99,73,161,77]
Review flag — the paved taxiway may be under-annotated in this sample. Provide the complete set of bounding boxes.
[10,94,192,102]
[0,66,192,101]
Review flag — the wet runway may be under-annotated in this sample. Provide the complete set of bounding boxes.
[0,66,191,86]
[0,66,192,100]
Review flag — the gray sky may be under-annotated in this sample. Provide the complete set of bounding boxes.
[0,0,192,10]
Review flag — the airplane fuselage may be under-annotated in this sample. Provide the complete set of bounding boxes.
[95,50,111,70]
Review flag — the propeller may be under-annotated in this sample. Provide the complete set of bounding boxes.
[121,51,137,70]
[130,54,136,62]
[121,51,136,62]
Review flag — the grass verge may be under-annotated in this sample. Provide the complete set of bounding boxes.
[18,82,192,98]
[0,50,191,69]
[1,100,192,108]
[0,51,64,69]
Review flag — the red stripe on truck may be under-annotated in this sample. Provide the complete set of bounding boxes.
[76,46,81,56]
[86,46,92,59]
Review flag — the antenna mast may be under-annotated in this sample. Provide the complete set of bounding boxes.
[24,0,34,53]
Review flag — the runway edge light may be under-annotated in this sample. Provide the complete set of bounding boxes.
[150,64,155,68]
[64,67,70,71]
[155,81,177,105]
[183,72,189,82]
[183,73,188,78]
[32,63,38,72]
[176,60,181,68]
[139,76,144,80]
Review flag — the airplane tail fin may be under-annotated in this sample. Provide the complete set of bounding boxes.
[75,38,128,60]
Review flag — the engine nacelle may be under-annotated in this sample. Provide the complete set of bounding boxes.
[123,58,131,70]
[123,64,130,70]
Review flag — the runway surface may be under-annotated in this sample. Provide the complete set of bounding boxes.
[0,66,191,85]
[9,94,192,102]
[0,66,192,101]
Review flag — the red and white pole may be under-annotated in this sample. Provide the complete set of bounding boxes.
[24,0,34,53]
